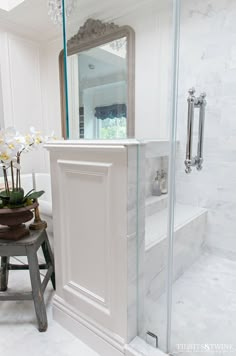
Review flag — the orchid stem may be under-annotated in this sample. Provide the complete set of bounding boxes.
[10,161,15,190]
[16,153,20,189]
[16,169,19,190]
[3,166,9,194]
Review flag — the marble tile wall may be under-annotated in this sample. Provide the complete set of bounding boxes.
[175,0,236,259]
[139,141,169,340]
[145,211,207,303]
[127,143,146,343]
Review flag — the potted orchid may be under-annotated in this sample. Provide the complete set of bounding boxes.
[0,127,54,240]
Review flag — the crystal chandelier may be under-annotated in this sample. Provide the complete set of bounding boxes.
[48,0,76,25]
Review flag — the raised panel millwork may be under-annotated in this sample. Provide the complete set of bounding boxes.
[58,160,112,315]
[46,143,129,349]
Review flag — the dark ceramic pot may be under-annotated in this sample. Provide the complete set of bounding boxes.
[0,201,38,240]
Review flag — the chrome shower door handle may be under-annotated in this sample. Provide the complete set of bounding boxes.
[184,88,207,174]
[185,88,196,174]
[196,92,207,171]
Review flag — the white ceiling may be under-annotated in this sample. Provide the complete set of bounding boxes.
[0,0,165,43]
[0,0,62,42]
[0,0,26,11]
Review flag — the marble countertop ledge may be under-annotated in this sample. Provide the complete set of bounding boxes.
[45,139,141,147]
[45,138,176,147]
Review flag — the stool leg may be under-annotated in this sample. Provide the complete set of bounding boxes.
[41,233,56,290]
[26,248,48,332]
[0,257,9,291]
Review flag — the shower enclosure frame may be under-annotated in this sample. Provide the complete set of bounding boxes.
[165,0,181,353]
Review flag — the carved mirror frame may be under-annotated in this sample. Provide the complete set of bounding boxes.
[59,18,135,139]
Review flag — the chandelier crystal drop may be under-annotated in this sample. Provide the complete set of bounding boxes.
[48,0,76,25]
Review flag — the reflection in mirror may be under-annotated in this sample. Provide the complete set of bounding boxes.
[78,37,127,139]
[60,19,135,139]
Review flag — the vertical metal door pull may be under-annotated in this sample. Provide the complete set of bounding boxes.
[185,88,207,174]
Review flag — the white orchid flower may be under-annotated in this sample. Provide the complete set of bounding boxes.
[45,131,60,142]
[0,126,57,196]
[30,126,41,134]
[7,139,22,154]
[0,144,16,164]
[0,130,5,145]
[27,127,44,148]
[19,134,34,153]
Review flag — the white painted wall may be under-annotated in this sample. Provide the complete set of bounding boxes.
[0,29,62,174]
[39,38,62,138]
[0,71,4,128]
[39,38,63,172]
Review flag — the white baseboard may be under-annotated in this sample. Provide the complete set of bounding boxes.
[53,295,125,356]
[53,296,168,356]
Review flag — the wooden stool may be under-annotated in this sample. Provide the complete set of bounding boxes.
[0,229,55,332]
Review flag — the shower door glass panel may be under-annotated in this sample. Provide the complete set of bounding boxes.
[170,0,236,354]
[62,0,176,353]
[135,0,176,353]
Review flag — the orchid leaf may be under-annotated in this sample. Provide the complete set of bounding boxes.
[9,189,24,205]
[25,190,45,201]
[0,190,10,200]
[24,189,35,199]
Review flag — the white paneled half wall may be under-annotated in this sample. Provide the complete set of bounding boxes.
[46,140,144,356]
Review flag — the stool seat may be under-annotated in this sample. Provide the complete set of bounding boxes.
[0,232,45,245]
[0,229,55,332]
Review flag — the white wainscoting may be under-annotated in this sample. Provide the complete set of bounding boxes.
[58,159,113,316]
[46,141,140,356]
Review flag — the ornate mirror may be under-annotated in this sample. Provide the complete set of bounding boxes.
[59,18,135,139]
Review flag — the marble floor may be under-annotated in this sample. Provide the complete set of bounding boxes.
[2,254,236,356]
[0,257,100,356]
[145,252,236,356]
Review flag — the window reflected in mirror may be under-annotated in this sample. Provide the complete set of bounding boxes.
[67,37,127,139]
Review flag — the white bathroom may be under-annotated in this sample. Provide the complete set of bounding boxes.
[0,1,236,356]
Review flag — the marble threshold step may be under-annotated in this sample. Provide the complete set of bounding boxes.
[145,195,168,217]
[144,203,207,301]
[145,203,207,250]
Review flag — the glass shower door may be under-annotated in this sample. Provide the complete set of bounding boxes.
[62,0,176,354]
[170,0,236,354]
[135,1,179,354]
